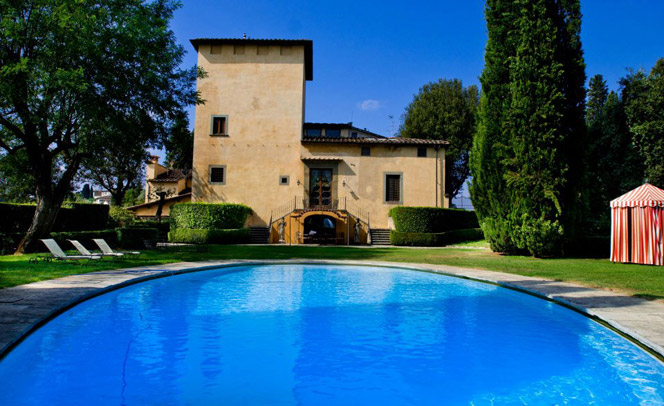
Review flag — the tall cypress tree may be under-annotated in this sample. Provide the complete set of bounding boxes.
[469,0,519,253]
[470,0,586,256]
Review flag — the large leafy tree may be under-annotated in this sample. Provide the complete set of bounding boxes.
[0,0,200,253]
[621,58,664,187]
[585,74,644,234]
[470,0,586,256]
[399,79,478,199]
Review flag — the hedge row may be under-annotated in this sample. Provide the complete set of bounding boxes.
[168,228,250,244]
[389,207,479,233]
[0,203,110,233]
[390,228,484,247]
[50,227,158,250]
[170,203,252,230]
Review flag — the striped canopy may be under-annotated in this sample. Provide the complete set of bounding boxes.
[610,183,664,208]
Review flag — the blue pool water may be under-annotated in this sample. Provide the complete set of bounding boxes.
[1,264,663,405]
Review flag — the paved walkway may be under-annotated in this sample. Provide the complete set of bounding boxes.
[1,259,664,360]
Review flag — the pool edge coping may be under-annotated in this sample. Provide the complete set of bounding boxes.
[1,259,663,364]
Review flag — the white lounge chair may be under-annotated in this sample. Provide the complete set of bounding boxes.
[92,239,141,258]
[38,239,102,263]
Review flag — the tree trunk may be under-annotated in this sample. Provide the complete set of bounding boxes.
[112,189,126,207]
[14,194,65,254]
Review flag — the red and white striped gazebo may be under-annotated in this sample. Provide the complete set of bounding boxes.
[610,183,664,265]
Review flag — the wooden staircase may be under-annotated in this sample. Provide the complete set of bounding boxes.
[249,227,270,244]
[370,229,391,245]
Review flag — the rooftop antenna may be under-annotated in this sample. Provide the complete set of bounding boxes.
[388,114,395,137]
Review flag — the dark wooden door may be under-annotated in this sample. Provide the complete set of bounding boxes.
[309,169,333,208]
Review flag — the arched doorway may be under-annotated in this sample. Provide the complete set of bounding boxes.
[303,215,337,244]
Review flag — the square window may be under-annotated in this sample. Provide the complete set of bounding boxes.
[385,174,402,203]
[417,147,427,157]
[209,166,226,184]
[350,132,358,138]
[233,45,245,55]
[306,128,322,137]
[326,129,341,138]
[361,146,371,156]
[257,45,269,55]
[279,175,290,185]
[211,116,227,136]
[280,46,292,55]
[210,45,222,54]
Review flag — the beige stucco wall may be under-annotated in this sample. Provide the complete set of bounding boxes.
[192,43,307,226]
[300,144,448,228]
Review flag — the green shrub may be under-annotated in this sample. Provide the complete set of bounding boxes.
[389,207,479,233]
[0,202,110,233]
[443,228,485,245]
[170,203,252,230]
[115,227,159,249]
[50,229,118,250]
[0,203,36,233]
[390,228,484,247]
[0,233,19,255]
[390,231,444,246]
[133,220,170,240]
[168,228,250,244]
[54,203,110,231]
[108,206,137,227]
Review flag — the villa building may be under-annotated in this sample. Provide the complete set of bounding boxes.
[136,38,449,244]
[127,156,192,218]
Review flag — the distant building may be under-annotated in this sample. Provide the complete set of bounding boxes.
[188,38,450,244]
[92,190,111,205]
[126,156,192,218]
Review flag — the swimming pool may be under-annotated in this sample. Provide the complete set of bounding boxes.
[1,264,663,405]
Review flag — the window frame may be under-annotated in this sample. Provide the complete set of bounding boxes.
[209,165,227,185]
[210,115,229,136]
[361,146,371,156]
[279,175,290,186]
[305,128,322,137]
[417,147,427,157]
[326,128,341,138]
[383,172,403,204]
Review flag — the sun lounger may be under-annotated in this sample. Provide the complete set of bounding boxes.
[92,239,141,258]
[37,239,102,263]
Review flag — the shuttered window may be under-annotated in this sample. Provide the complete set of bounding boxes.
[385,174,401,203]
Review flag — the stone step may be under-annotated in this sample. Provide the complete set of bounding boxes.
[249,227,270,244]
[370,229,392,245]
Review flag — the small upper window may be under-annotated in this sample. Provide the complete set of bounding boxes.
[385,174,402,203]
[233,45,245,55]
[361,146,371,156]
[210,45,222,54]
[306,128,322,137]
[350,132,358,138]
[279,175,290,185]
[211,116,227,136]
[209,166,226,184]
[326,129,341,138]
[417,147,427,157]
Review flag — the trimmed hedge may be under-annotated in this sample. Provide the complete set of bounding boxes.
[168,228,250,244]
[50,229,118,249]
[390,228,484,247]
[0,202,110,233]
[133,220,170,241]
[116,227,159,249]
[170,203,252,230]
[389,206,479,233]
[0,233,23,255]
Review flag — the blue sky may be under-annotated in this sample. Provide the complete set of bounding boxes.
[171,0,664,137]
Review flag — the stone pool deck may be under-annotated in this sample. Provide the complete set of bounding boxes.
[1,259,664,360]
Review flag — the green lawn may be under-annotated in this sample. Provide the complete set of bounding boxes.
[1,244,663,300]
